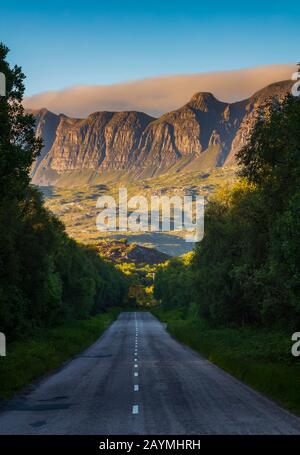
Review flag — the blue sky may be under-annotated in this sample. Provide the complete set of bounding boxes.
[1,0,299,96]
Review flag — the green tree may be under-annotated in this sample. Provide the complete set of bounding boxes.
[154,94,300,330]
[0,43,128,338]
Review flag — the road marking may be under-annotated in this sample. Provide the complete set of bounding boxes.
[134,372,138,377]
[134,385,139,392]
[134,358,137,362]
[132,405,139,414]
[134,364,138,368]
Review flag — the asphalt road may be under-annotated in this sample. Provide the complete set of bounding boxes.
[0,312,300,435]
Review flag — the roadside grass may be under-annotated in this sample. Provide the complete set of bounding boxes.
[0,308,121,400]
[152,308,300,416]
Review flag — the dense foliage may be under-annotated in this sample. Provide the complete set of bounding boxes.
[0,44,128,339]
[155,95,300,330]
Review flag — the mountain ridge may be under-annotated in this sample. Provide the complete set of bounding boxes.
[29,80,293,186]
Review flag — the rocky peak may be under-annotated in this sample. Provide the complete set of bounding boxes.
[187,92,224,112]
[250,80,293,103]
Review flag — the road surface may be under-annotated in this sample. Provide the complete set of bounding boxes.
[0,312,300,435]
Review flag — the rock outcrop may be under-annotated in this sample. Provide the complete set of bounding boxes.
[95,239,170,265]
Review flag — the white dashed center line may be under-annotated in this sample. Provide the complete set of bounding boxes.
[132,405,139,414]
[132,314,141,414]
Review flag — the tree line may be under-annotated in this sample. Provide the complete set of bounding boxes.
[154,94,300,330]
[0,44,128,339]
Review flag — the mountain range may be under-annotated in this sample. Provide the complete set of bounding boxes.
[29,80,292,186]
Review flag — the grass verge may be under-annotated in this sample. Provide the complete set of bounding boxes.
[0,308,121,400]
[152,307,300,416]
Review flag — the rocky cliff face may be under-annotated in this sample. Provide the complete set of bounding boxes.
[30,80,293,185]
[225,80,293,164]
[27,108,62,175]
